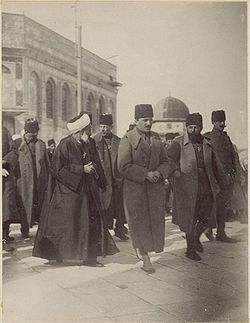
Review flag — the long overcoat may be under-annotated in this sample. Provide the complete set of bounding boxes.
[166,133,227,234]
[17,138,49,226]
[93,132,122,210]
[32,135,119,261]
[118,127,174,253]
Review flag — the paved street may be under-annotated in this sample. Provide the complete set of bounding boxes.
[3,218,248,323]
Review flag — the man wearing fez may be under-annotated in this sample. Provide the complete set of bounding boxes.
[166,113,227,260]
[93,114,128,241]
[17,118,48,238]
[33,112,119,266]
[47,139,56,165]
[118,104,174,273]
[204,110,240,243]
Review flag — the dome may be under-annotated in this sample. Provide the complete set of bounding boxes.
[154,96,189,121]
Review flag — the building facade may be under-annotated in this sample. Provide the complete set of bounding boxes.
[151,96,190,140]
[2,13,120,144]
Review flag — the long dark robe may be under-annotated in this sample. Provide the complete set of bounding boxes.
[32,135,119,261]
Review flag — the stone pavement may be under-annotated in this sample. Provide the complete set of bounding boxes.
[2,218,248,323]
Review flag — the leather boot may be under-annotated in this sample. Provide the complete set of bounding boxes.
[185,233,201,261]
[194,222,206,253]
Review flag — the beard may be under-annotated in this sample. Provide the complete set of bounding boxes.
[81,132,89,143]
[188,133,203,143]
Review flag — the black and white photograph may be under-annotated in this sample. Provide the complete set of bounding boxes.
[1,1,248,322]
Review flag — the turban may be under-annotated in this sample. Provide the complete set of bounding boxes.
[135,104,153,120]
[211,110,226,122]
[12,134,22,141]
[67,112,90,133]
[48,139,56,146]
[186,113,203,129]
[100,114,113,126]
[24,118,39,133]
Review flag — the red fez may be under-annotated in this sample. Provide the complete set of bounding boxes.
[99,114,113,126]
[24,118,39,133]
[48,139,56,146]
[186,113,203,129]
[165,132,180,140]
[212,110,226,122]
[135,104,153,120]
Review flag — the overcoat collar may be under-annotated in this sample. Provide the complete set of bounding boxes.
[127,127,142,149]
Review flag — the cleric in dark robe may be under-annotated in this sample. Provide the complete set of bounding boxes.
[32,112,119,267]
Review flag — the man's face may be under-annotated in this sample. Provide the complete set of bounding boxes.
[80,124,92,142]
[49,144,56,153]
[213,121,225,132]
[135,118,153,133]
[187,125,201,136]
[100,124,112,137]
[166,139,173,146]
[25,132,38,142]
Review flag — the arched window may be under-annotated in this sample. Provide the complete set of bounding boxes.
[30,71,41,121]
[86,92,94,114]
[108,99,114,114]
[62,83,70,121]
[46,78,55,119]
[99,96,105,116]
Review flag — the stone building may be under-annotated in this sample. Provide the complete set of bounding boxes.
[2,12,121,144]
[151,96,190,140]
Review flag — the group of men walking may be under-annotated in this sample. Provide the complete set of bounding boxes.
[2,103,246,272]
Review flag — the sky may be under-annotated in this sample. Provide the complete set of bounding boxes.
[2,1,248,148]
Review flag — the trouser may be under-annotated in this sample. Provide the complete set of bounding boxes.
[186,193,213,250]
[216,186,232,234]
[87,192,101,260]
[107,186,126,231]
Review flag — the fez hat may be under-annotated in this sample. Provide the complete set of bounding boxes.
[24,118,39,133]
[100,114,113,126]
[186,113,203,129]
[135,104,153,120]
[67,112,90,133]
[211,110,226,122]
[165,132,179,140]
[48,139,56,146]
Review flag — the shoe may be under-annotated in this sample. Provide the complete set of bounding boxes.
[114,231,129,241]
[2,240,15,252]
[216,234,237,243]
[185,249,201,261]
[204,228,214,241]
[82,260,104,267]
[141,266,155,274]
[194,240,203,253]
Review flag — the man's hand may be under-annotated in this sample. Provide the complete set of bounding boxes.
[146,171,161,183]
[173,170,181,178]
[83,162,95,174]
[2,169,9,177]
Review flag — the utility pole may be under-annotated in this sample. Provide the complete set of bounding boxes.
[77,25,82,114]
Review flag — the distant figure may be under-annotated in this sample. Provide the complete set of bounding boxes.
[204,110,239,242]
[118,104,174,273]
[93,114,128,241]
[47,139,56,165]
[2,128,18,251]
[17,118,49,238]
[166,113,227,261]
[33,112,119,266]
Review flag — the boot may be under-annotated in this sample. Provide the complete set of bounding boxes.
[194,222,206,253]
[216,231,237,243]
[204,228,214,241]
[185,233,201,261]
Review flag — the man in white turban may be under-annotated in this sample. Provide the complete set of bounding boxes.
[33,112,119,266]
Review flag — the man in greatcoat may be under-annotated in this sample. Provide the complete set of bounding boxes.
[33,112,119,266]
[46,139,56,167]
[93,114,128,241]
[118,104,174,273]
[17,118,49,238]
[204,110,239,242]
[166,113,227,261]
